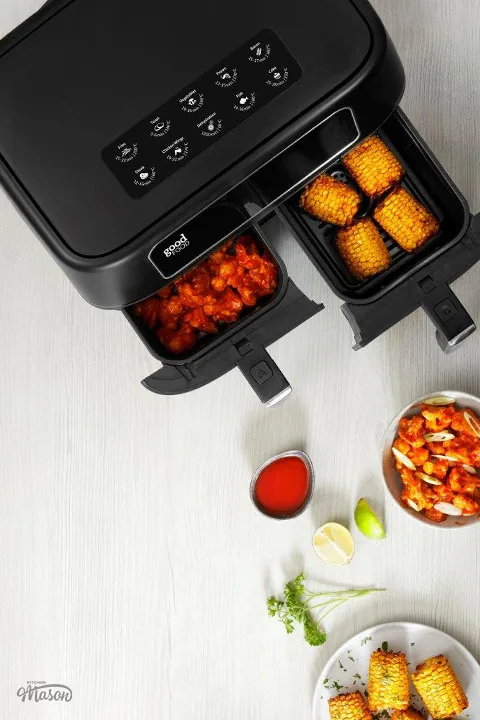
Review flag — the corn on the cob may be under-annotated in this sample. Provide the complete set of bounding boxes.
[299,174,361,226]
[328,692,372,720]
[343,135,404,197]
[373,186,440,252]
[336,218,391,279]
[368,650,410,712]
[411,655,468,719]
[391,709,425,720]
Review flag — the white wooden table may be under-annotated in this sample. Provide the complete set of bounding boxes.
[1,2,479,718]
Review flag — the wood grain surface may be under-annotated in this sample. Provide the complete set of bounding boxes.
[0,1,479,718]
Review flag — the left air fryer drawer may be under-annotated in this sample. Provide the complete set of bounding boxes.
[123,217,323,405]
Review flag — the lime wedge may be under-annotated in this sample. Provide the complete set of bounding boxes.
[312,523,355,565]
[354,498,386,540]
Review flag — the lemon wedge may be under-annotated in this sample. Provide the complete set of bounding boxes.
[312,523,355,565]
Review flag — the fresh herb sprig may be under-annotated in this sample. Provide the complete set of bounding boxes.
[267,572,385,647]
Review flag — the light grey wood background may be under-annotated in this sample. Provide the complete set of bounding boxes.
[1,1,479,718]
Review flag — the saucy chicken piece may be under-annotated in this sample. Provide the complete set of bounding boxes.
[407,446,429,467]
[210,258,239,292]
[429,482,455,504]
[393,438,429,466]
[249,258,277,295]
[400,473,432,511]
[423,458,449,480]
[451,409,480,436]
[156,324,197,354]
[421,404,455,431]
[470,444,480,467]
[158,296,185,329]
[204,288,244,323]
[424,507,447,523]
[183,308,217,334]
[442,435,473,465]
[133,297,163,330]
[232,275,260,307]
[443,432,480,466]
[453,494,480,515]
[449,467,480,495]
[398,415,426,447]
[235,237,259,267]
[176,267,215,308]
[235,238,278,295]
[208,239,234,266]
[393,438,411,455]
[425,440,446,455]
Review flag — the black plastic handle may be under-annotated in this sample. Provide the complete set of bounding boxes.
[236,342,291,406]
[418,279,476,353]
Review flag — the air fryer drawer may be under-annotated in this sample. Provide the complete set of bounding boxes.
[124,217,323,404]
[273,109,480,352]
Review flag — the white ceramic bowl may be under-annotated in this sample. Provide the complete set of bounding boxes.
[381,390,480,529]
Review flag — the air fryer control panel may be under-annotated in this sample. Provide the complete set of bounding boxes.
[102,30,301,198]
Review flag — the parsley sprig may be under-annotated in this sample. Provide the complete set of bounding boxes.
[267,572,385,647]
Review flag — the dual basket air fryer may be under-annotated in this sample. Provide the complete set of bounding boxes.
[127,107,480,403]
[1,0,480,405]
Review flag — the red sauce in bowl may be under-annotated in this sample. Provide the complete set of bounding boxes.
[254,456,311,517]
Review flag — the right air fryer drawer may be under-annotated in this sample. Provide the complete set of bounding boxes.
[276,108,480,353]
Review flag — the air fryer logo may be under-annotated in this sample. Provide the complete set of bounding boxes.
[163,234,190,258]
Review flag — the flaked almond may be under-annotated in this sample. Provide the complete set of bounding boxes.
[406,499,421,512]
[424,432,455,442]
[392,447,416,471]
[464,410,480,438]
[422,396,456,406]
[433,502,463,517]
[431,454,458,463]
[415,472,443,486]
[462,465,477,475]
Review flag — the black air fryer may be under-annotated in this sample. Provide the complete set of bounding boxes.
[1,0,479,404]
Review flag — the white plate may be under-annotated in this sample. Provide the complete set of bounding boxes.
[312,622,479,719]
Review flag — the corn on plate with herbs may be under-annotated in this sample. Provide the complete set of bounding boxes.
[328,691,372,720]
[412,655,469,718]
[367,650,410,712]
[391,709,425,720]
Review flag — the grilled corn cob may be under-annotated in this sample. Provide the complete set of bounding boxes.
[337,218,391,279]
[368,650,410,712]
[411,655,468,719]
[299,174,361,226]
[391,709,425,720]
[373,186,440,252]
[343,135,404,197]
[328,692,372,720]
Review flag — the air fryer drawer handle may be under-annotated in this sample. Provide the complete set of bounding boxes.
[418,279,476,353]
[236,342,291,406]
